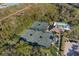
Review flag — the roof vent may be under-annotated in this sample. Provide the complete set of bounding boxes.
[30,34,32,36]
[49,35,53,39]
[40,36,42,38]
[38,24,40,26]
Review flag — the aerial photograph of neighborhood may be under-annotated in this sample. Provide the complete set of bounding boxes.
[0,3,79,56]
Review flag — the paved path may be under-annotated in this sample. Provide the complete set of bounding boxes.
[0,4,32,22]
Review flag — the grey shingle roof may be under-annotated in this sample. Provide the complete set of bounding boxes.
[31,21,48,31]
[21,30,54,48]
[21,21,59,48]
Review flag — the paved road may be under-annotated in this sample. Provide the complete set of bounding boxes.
[0,4,32,22]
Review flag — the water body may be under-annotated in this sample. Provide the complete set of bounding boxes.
[0,3,19,8]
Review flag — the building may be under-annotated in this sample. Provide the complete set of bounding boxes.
[30,21,49,32]
[20,21,60,48]
[47,22,71,34]
[21,30,57,48]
